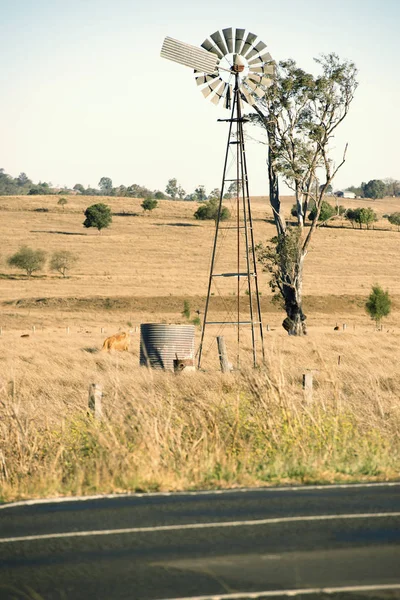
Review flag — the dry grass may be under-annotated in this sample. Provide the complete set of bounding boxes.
[0,328,399,502]
[0,194,399,501]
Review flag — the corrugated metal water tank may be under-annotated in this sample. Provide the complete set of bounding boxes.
[140,324,195,371]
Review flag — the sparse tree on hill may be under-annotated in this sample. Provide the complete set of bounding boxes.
[83,203,112,232]
[252,53,358,334]
[177,185,186,199]
[8,246,46,277]
[365,284,391,328]
[50,250,78,278]
[165,178,179,199]
[98,177,113,194]
[195,185,207,201]
[141,198,158,213]
[57,197,68,210]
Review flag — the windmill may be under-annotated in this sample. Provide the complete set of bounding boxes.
[161,28,274,369]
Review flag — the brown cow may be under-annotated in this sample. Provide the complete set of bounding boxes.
[102,331,130,352]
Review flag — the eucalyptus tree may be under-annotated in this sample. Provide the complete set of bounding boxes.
[252,54,358,334]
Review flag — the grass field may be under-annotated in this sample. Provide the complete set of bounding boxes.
[0,193,399,501]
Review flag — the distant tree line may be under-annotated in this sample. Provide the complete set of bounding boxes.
[0,168,242,203]
[344,178,400,199]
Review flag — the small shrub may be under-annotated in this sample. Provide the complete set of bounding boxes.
[194,198,230,222]
[58,197,68,210]
[365,284,391,327]
[50,250,78,278]
[141,198,158,213]
[182,300,191,319]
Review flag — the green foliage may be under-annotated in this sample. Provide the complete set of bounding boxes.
[98,177,113,193]
[165,178,179,199]
[50,250,78,278]
[73,183,85,193]
[345,207,377,229]
[256,228,302,295]
[388,212,400,230]
[154,191,166,200]
[194,197,230,222]
[194,185,207,202]
[362,179,386,200]
[141,198,158,212]
[365,284,391,327]
[126,183,153,199]
[8,245,46,276]
[57,197,68,209]
[182,300,191,319]
[83,203,112,231]
[308,200,335,222]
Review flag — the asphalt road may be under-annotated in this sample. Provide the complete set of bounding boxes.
[1,483,400,600]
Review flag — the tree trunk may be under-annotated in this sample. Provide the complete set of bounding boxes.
[280,251,307,336]
[281,284,307,335]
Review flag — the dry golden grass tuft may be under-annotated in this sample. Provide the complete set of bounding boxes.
[0,194,399,501]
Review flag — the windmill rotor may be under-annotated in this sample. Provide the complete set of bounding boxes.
[195,28,274,109]
[161,28,275,110]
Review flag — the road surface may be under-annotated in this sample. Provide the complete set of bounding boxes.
[1,482,400,600]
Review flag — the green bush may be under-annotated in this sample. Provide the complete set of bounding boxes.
[141,198,158,212]
[365,284,391,327]
[194,198,230,222]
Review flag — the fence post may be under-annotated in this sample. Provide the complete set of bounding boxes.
[88,383,103,420]
[217,336,232,373]
[302,372,313,402]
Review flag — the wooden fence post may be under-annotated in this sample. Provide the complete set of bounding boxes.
[217,336,232,373]
[88,383,103,420]
[302,372,313,402]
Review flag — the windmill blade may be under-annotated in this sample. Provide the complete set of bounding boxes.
[161,37,219,74]
[241,32,257,56]
[244,40,267,60]
[249,63,275,75]
[210,30,228,56]
[201,38,224,59]
[248,51,273,65]
[201,78,224,98]
[248,73,274,87]
[195,73,218,86]
[222,28,233,53]
[210,81,227,105]
[245,79,265,98]
[234,28,245,53]
[239,86,256,106]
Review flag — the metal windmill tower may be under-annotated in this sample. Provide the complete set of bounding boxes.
[161,28,274,369]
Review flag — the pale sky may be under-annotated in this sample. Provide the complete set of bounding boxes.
[0,0,399,196]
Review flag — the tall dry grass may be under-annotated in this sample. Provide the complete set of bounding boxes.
[1,330,399,502]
